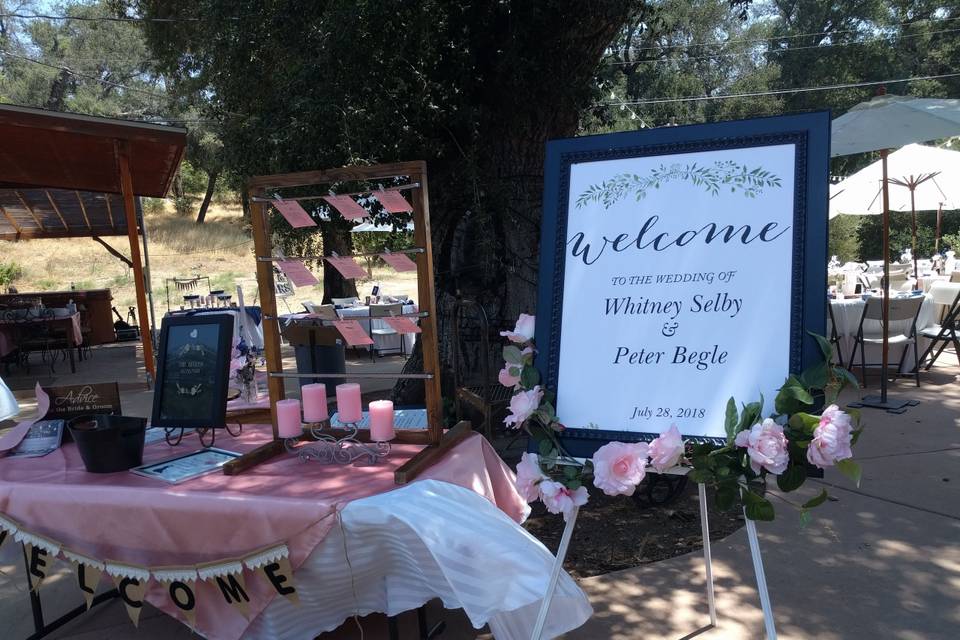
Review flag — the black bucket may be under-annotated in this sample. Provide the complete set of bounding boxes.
[68,415,147,473]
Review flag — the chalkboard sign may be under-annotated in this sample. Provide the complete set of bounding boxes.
[151,314,233,430]
[43,383,121,420]
[536,113,830,457]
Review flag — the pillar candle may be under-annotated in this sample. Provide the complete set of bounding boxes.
[276,399,302,438]
[335,383,363,423]
[302,383,328,422]
[368,400,395,442]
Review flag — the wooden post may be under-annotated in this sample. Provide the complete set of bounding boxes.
[409,163,443,444]
[249,187,286,439]
[116,140,156,380]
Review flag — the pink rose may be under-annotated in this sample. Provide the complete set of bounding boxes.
[515,452,545,502]
[539,480,588,521]
[807,405,854,468]
[591,441,649,496]
[503,385,543,428]
[498,365,521,388]
[649,424,685,472]
[734,418,789,475]
[500,313,536,344]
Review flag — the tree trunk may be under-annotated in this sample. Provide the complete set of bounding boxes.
[195,171,219,224]
[45,68,73,111]
[320,225,360,303]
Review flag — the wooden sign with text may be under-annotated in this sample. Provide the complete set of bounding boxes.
[43,383,122,420]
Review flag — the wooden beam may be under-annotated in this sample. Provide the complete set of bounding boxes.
[247,160,424,190]
[14,190,45,231]
[249,186,286,440]
[394,421,475,484]
[0,227,124,241]
[104,193,116,229]
[75,191,92,229]
[116,139,156,381]
[222,440,284,476]
[44,190,69,230]
[91,236,133,268]
[0,203,21,235]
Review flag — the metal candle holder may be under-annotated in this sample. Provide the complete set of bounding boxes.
[284,419,390,465]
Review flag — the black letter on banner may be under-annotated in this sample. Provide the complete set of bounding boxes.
[263,562,295,596]
[169,581,196,612]
[0,529,7,549]
[119,577,144,610]
[78,565,95,599]
[215,574,250,605]
[29,546,48,583]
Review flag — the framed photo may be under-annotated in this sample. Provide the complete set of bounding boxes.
[536,113,830,457]
[152,314,234,430]
[130,447,240,484]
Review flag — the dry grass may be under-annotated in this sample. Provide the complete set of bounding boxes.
[1,200,418,314]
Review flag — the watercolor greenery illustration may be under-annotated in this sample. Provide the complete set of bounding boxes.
[575,160,783,209]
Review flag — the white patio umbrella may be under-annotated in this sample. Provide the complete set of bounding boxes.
[830,143,960,273]
[832,93,960,409]
[0,375,18,422]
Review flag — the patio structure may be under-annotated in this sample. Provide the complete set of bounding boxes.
[0,104,186,380]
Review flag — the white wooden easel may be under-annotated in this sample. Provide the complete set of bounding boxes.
[530,471,778,640]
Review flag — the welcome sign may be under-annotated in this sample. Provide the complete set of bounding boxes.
[536,113,829,455]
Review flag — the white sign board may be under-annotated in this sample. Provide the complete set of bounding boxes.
[536,115,829,451]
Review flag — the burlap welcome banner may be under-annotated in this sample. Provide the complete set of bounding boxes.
[0,513,299,627]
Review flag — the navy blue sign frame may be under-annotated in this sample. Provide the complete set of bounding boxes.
[534,112,830,458]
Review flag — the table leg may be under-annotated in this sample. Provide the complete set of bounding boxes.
[68,343,76,373]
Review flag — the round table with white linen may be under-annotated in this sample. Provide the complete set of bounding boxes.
[829,295,936,372]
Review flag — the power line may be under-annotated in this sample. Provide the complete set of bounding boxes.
[607,14,960,56]
[0,12,241,23]
[595,72,960,107]
[603,25,960,66]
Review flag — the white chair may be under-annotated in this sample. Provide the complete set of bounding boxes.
[918,282,960,370]
[851,296,924,386]
[369,303,404,358]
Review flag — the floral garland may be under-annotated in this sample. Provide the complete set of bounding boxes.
[499,314,863,523]
[230,338,264,400]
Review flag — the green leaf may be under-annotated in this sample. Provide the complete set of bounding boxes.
[503,345,523,364]
[565,478,582,491]
[775,376,814,415]
[808,331,834,362]
[802,489,829,509]
[715,485,737,510]
[788,412,820,436]
[520,366,540,388]
[800,361,829,390]
[776,465,806,492]
[836,459,862,488]
[690,468,714,484]
[538,439,553,457]
[724,397,738,442]
[833,366,860,391]
[564,464,578,480]
[799,509,812,528]
[741,489,775,521]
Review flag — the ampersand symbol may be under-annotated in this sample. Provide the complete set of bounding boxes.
[661,322,679,337]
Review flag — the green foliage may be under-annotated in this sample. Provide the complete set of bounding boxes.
[0,260,24,286]
[829,215,862,263]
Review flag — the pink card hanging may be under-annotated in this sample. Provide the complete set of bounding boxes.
[326,256,368,280]
[272,199,316,228]
[380,251,417,272]
[276,260,318,287]
[373,189,413,213]
[323,195,368,221]
[384,316,421,334]
[333,320,374,346]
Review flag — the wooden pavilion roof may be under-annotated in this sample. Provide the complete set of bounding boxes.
[0,104,185,241]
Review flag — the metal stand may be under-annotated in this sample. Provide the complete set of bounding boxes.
[286,421,390,465]
[164,423,242,447]
[530,505,580,640]
[698,483,718,627]
[744,514,778,639]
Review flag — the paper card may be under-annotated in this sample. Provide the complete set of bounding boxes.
[333,320,374,346]
[384,316,421,334]
[276,260,319,287]
[373,189,413,213]
[211,572,251,619]
[166,580,198,628]
[74,561,103,610]
[24,543,51,592]
[112,574,148,627]
[325,256,368,280]
[259,557,299,606]
[323,195,368,221]
[380,252,418,272]
[0,383,50,453]
[272,199,316,228]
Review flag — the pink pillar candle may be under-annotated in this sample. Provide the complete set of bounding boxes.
[276,399,302,438]
[335,383,363,424]
[368,400,395,442]
[302,383,329,422]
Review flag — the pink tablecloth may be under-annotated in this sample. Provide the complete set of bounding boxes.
[0,427,526,639]
[0,312,83,357]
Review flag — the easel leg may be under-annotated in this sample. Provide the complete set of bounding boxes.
[530,505,580,640]
[698,484,717,627]
[744,515,778,639]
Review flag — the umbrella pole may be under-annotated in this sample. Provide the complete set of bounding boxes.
[910,188,918,282]
[859,149,912,412]
[935,204,942,257]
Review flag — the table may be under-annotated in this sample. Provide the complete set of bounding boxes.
[166,307,265,350]
[829,295,936,372]
[0,427,590,640]
[336,304,418,354]
[0,312,83,373]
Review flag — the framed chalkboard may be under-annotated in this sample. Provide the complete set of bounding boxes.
[536,112,830,458]
[151,314,234,430]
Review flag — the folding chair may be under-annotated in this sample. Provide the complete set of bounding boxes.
[850,296,924,387]
[369,303,405,359]
[827,302,845,368]
[917,282,960,370]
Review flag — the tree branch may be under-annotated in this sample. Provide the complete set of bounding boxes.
[91,236,133,268]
